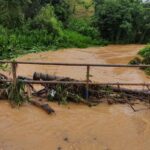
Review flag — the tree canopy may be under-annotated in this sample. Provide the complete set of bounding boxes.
[94,0,150,43]
[0,0,150,60]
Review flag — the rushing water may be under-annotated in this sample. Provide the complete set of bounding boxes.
[1,45,150,150]
[17,44,149,85]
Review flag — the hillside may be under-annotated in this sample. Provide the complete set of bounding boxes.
[69,0,94,18]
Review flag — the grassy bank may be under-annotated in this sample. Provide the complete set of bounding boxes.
[129,44,150,75]
[139,44,150,75]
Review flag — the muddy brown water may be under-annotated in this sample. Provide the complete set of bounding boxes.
[1,44,150,150]
[16,44,149,85]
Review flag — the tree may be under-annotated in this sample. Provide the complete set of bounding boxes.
[94,0,150,43]
[52,0,71,25]
[0,0,30,28]
[24,0,41,19]
[24,0,71,26]
[33,4,63,36]
[24,0,52,19]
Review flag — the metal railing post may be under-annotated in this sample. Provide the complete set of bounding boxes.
[86,65,90,100]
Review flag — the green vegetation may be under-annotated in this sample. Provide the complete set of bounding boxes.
[0,0,105,60]
[0,0,149,60]
[67,18,99,39]
[139,44,150,64]
[139,44,150,75]
[7,80,28,106]
[94,0,150,43]
[130,44,150,75]
[0,74,29,106]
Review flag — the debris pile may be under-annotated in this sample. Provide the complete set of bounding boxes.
[0,72,150,113]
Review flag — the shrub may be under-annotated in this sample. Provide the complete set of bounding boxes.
[0,26,105,60]
[0,26,54,59]
[145,67,150,75]
[139,44,150,64]
[32,4,63,36]
[7,80,28,106]
[56,30,103,48]
[68,18,99,39]
[139,44,150,57]
[134,44,150,75]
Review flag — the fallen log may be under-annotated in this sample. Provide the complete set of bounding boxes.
[30,99,55,114]
[33,72,81,82]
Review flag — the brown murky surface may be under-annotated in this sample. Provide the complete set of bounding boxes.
[1,45,150,150]
[17,44,150,84]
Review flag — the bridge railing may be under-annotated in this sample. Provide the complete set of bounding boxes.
[0,60,150,99]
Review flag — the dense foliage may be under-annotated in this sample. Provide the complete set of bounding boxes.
[129,44,150,75]
[139,44,150,63]
[0,0,104,60]
[94,0,150,43]
[0,0,150,60]
[139,44,150,75]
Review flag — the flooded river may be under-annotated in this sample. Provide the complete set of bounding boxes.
[1,45,150,150]
[17,44,149,85]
